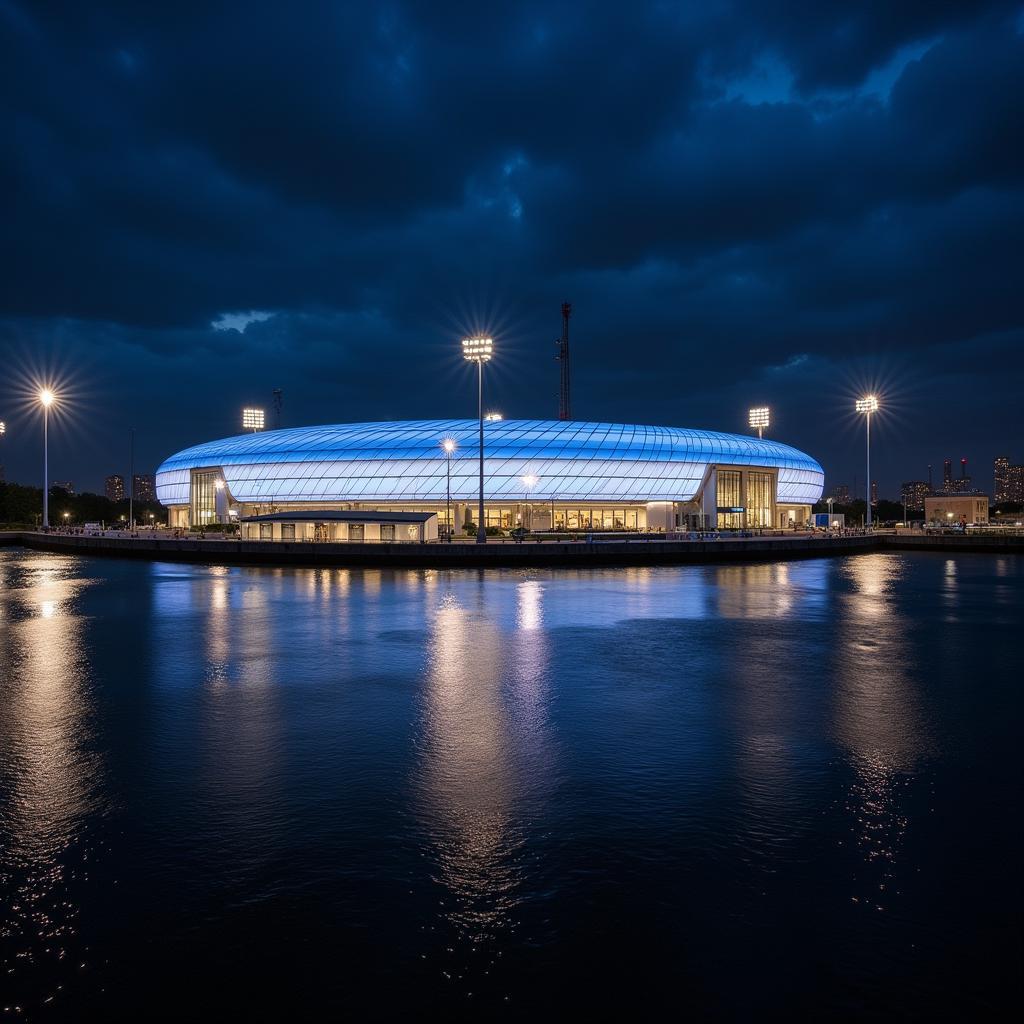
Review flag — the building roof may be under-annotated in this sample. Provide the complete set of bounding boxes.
[240,510,437,523]
[157,419,824,506]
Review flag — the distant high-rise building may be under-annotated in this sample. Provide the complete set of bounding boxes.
[943,458,952,489]
[105,474,125,502]
[132,474,156,502]
[901,481,930,511]
[994,457,1010,503]
[831,484,850,503]
[927,464,933,491]
[871,481,878,505]
[51,480,75,494]
[1006,464,1024,504]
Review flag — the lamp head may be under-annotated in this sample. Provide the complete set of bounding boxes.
[748,406,770,430]
[461,337,493,362]
[855,395,879,414]
[38,388,55,408]
[442,438,456,454]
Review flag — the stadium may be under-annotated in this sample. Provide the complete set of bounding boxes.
[156,419,824,541]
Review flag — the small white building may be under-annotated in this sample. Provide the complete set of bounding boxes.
[241,510,438,543]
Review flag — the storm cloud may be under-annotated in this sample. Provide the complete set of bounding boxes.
[1,1,1021,495]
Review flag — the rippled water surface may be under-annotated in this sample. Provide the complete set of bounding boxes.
[0,551,1020,1019]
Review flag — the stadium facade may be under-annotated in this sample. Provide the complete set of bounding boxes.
[156,419,824,538]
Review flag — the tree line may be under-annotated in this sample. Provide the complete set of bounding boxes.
[0,482,165,528]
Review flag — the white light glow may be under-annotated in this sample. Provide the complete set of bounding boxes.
[461,337,493,362]
[442,438,456,454]
[855,395,879,414]
[242,407,265,430]
[38,388,55,408]
[484,412,503,421]
[748,406,770,429]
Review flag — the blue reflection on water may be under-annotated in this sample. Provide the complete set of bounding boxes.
[0,551,1020,1018]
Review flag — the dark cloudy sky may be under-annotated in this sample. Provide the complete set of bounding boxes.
[1,1,1021,498]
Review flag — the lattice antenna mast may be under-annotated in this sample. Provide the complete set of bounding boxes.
[272,388,283,429]
[556,301,571,420]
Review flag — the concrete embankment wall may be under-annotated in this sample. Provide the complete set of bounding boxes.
[3,532,1020,566]
[3,531,881,567]
[883,533,1024,555]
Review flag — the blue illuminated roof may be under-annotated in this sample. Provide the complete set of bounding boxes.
[156,419,824,506]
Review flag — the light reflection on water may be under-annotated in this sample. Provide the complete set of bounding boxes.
[0,550,1020,1018]
[835,555,927,913]
[0,557,109,1012]
[412,579,557,986]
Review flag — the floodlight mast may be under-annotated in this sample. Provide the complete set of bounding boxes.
[461,337,493,544]
[855,396,879,526]
[748,406,770,441]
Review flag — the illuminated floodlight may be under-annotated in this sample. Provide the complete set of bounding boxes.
[484,412,503,421]
[0,421,6,435]
[855,395,879,414]
[461,337,493,362]
[39,388,56,408]
[215,479,225,490]
[441,438,456,454]
[242,407,265,431]
[748,406,770,439]
[748,406,770,429]
[521,474,539,489]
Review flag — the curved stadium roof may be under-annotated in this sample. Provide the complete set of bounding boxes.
[156,420,824,506]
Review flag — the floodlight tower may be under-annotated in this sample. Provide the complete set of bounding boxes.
[556,302,571,421]
[855,395,879,527]
[748,406,770,440]
[462,336,493,544]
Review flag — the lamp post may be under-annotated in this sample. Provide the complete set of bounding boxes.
[748,406,770,440]
[827,495,835,529]
[462,337,493,544]
[521,474,538,531]
[441,438,456,541]
[38,388,55,529]
[855,395,879,527]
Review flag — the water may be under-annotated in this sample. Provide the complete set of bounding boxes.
[0,551,1020,1019]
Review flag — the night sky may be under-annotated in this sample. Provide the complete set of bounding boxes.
[1,2,1021,498]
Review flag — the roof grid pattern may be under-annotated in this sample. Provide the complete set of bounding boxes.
[156,420,824,505]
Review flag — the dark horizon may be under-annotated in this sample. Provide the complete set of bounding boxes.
[1,2,1021,498]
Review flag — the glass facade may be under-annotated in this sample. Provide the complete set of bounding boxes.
[190,470,221,526]
[553,508,640,530]
[717,470,743,529]
[747,471,774,528]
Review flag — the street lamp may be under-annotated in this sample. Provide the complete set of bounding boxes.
[521,473,538,531]
[38,388,56,529]
[748,406,770,440]
[462,336,493,544]
[855,395,879,527]
[441,438,456,541]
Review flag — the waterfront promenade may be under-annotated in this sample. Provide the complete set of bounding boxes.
[2,529,1020,567]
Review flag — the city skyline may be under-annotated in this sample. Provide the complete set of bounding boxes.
[0,3,1021,498]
